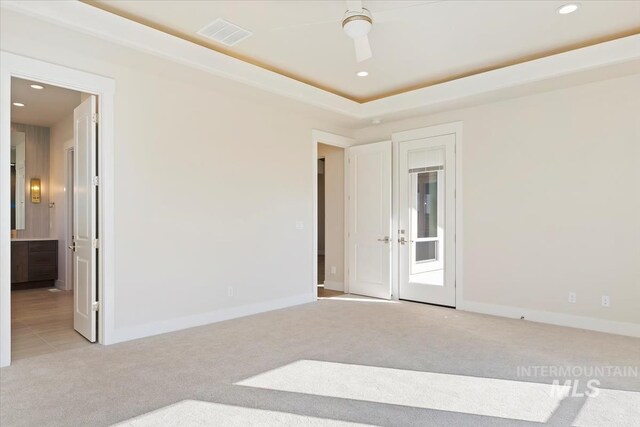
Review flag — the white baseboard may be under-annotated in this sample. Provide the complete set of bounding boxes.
[55,280,68,291]
[110,292,315,344]
[323,281,344,291]
[460,300,640,338]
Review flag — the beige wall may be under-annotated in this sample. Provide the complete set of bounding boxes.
[357,73,640,326]
[317,144,345,289]
[3,8,637,338]
[11,122,50,239]
[49,112,75,290]
[2,10,352,337]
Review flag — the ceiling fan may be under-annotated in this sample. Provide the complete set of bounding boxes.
[343,0,374,62]
[270,1,439,63]
[343,1,443,62]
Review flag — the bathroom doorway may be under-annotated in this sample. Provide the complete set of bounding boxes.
[1,52,116,367]
[8,77,97,361]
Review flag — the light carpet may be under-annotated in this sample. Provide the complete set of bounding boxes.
[1,296,639,426]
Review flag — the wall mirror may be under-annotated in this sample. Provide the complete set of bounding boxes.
[11,131,26,230]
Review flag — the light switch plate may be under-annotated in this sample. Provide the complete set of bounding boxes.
[295,221,304,230]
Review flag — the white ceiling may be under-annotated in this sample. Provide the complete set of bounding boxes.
[11,77,82,127]
[89,0,640,101]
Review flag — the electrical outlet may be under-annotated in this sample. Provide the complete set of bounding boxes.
[568,292,576,304]
[601,295,610,307]
[331,266,337,275]
[295,221,304,230]
[228,287,233,297]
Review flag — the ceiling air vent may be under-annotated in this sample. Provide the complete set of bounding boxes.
[197,18,253,47]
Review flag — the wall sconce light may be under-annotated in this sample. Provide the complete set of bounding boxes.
[30,178,41,204]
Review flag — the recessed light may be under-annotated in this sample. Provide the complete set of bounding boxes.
[557,3,579,14]
[372,118,382,125]
[356,71,369,77]
[12,102,25,107]
[30,84,45,90]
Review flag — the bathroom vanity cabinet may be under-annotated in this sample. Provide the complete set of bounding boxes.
[11,239,58,290]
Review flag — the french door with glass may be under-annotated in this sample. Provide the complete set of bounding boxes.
[398,134,456,306]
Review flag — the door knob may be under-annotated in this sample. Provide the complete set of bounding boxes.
[399,237,408,245]
[377,236,390,243]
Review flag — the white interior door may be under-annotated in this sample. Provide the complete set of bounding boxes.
[348,141,392,299]
[398,135,456,306]
[73,96,97,342]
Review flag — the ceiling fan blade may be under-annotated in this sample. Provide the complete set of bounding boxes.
[373,1,442,23]
[346,0,364,12]
[354,35,372,62]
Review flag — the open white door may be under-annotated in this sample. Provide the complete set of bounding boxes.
[398,134,456,307]
[347,141,392,299]
[73,95,97,342]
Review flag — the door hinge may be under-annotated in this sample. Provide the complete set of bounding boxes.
[92,301,101,312]
[92,176,100,186]
[92,238,100,249]
[92,113,99,124]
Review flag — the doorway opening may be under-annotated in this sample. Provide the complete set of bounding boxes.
[316,142,347,299]
[1,52,115,367]
[8,77,97,361]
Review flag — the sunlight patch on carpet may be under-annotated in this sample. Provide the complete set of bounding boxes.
[572,388,640,427]
[112,400,373,426]
[236,360,571,423]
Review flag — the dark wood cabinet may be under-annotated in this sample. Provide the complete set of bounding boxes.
[11,242,29,283]
[11,240,58,290]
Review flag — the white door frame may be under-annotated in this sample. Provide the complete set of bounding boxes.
[391,122,464,304]
[0,51,116,367]
[311,130,354,300]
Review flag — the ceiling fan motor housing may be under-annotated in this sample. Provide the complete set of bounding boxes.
[342,8,373,39]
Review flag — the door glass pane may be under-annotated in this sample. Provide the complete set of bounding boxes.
[416,241,437,262]
[417,172,438,238]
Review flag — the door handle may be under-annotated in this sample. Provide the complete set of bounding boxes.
[68,242,77,252]
[399,237,408,245]
[377,236,390,243]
